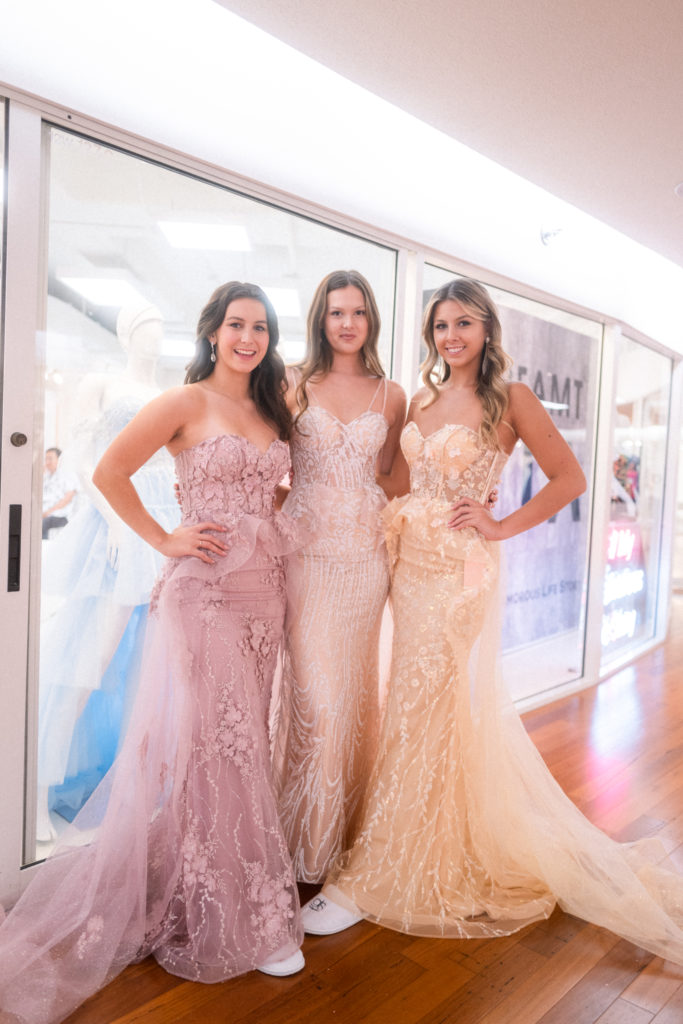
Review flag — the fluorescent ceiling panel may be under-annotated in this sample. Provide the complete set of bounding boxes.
[60,277,151,308]
[158,222,251,251]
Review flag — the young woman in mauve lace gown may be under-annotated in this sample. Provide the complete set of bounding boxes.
[271,270,406,883]
[0,282,306,1024]
[303,278,683,967]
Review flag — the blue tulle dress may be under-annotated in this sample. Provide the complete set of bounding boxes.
[38,396,180,825]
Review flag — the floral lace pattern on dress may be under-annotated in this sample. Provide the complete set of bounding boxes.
[326,423,683,966]
[273,400,391,883]
[0,434,302,1024]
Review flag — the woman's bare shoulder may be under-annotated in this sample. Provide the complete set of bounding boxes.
[385,378,407,405]
[409,385,432,408]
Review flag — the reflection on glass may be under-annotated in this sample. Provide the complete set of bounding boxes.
[0,99,4,334]
[31,127,397,862]
[601,337,671,668]
[36,301,180,851]
[422,265,601,702]
[673,438,683,590]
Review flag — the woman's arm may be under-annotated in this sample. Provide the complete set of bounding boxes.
[92,387,227,563]
[376,382,410,499]
[284,366,301,416]
[450,382,586,540]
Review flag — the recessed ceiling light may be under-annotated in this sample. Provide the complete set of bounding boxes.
[158,221,250,250]
[675,182,683,198]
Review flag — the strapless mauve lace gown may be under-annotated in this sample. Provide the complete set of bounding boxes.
[0,434,303,1024]
[272,380,390,883]
[325,423,683,964]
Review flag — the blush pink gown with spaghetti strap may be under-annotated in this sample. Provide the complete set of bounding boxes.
[272,379,391,883]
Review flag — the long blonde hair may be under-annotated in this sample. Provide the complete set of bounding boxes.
[420,278,511,451]
[295,270,385,419]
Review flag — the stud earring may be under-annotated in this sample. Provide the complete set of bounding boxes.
[210,341,217,363]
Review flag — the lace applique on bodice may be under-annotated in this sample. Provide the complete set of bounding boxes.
[290,407,388,492]
[150,435,297,613]
[175,435,290,526]
[284,407,388,559]
[382,423,509,577]
[402,422,508,506]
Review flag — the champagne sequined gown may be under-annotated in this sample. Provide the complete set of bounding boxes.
[272,380,390,883]
[0,435,303,1024]
[325,423,683,963]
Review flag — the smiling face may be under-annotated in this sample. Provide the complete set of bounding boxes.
[323,285,370,357]
[432,299,488,374]
[210,297,270,374]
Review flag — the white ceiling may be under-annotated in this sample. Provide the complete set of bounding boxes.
[214,0,683,269]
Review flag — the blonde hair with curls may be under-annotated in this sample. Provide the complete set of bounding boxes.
[294,270,385,420]
[420,278,511,452]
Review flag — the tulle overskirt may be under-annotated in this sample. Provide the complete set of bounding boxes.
[1,537,303,1024]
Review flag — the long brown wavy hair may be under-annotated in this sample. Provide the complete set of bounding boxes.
[185,281,292,440]
[420,278,511,451]
[294,270,385,420]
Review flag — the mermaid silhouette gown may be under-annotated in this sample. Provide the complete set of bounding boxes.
[272,379,390,883]
[38,396,180,825]
[0,435,303,1024]
[324,423,683,963]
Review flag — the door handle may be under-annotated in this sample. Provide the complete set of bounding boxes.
[7,504,21,591]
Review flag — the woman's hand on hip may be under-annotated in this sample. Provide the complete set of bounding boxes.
[159,522,228,563]
[448,499,505,540]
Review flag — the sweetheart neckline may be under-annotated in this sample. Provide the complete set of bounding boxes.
[403,422,480,442]
[300,406,389,429]
[174,434,287,458]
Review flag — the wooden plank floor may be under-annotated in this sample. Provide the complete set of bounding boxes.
[64,598,683,1024]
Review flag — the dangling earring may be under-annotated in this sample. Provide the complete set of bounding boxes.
[482,337,490,376]
[210,341,217,363]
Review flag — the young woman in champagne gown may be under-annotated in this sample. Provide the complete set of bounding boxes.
[303,278,683,966]
[271,270,406,883]
[0,283,306,1024]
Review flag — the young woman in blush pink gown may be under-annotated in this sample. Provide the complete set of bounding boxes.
[303,278,683,967]
[271,270,406,883]
[0,282,306,1024]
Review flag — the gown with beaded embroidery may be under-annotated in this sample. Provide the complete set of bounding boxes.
[0,434,303,1024]
[324,422,683,963]
[271,379,390,883]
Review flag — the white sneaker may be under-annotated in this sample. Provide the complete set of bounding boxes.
[256,948,305,977]
[301,895,364,935]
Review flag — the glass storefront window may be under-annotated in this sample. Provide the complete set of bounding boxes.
[422,265,601,702]
[30,127,397,861]
[600,336,671,668]
[673,436,683,591]
[0,99,4,337]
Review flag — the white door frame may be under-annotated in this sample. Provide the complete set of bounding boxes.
[0,100,47,903]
